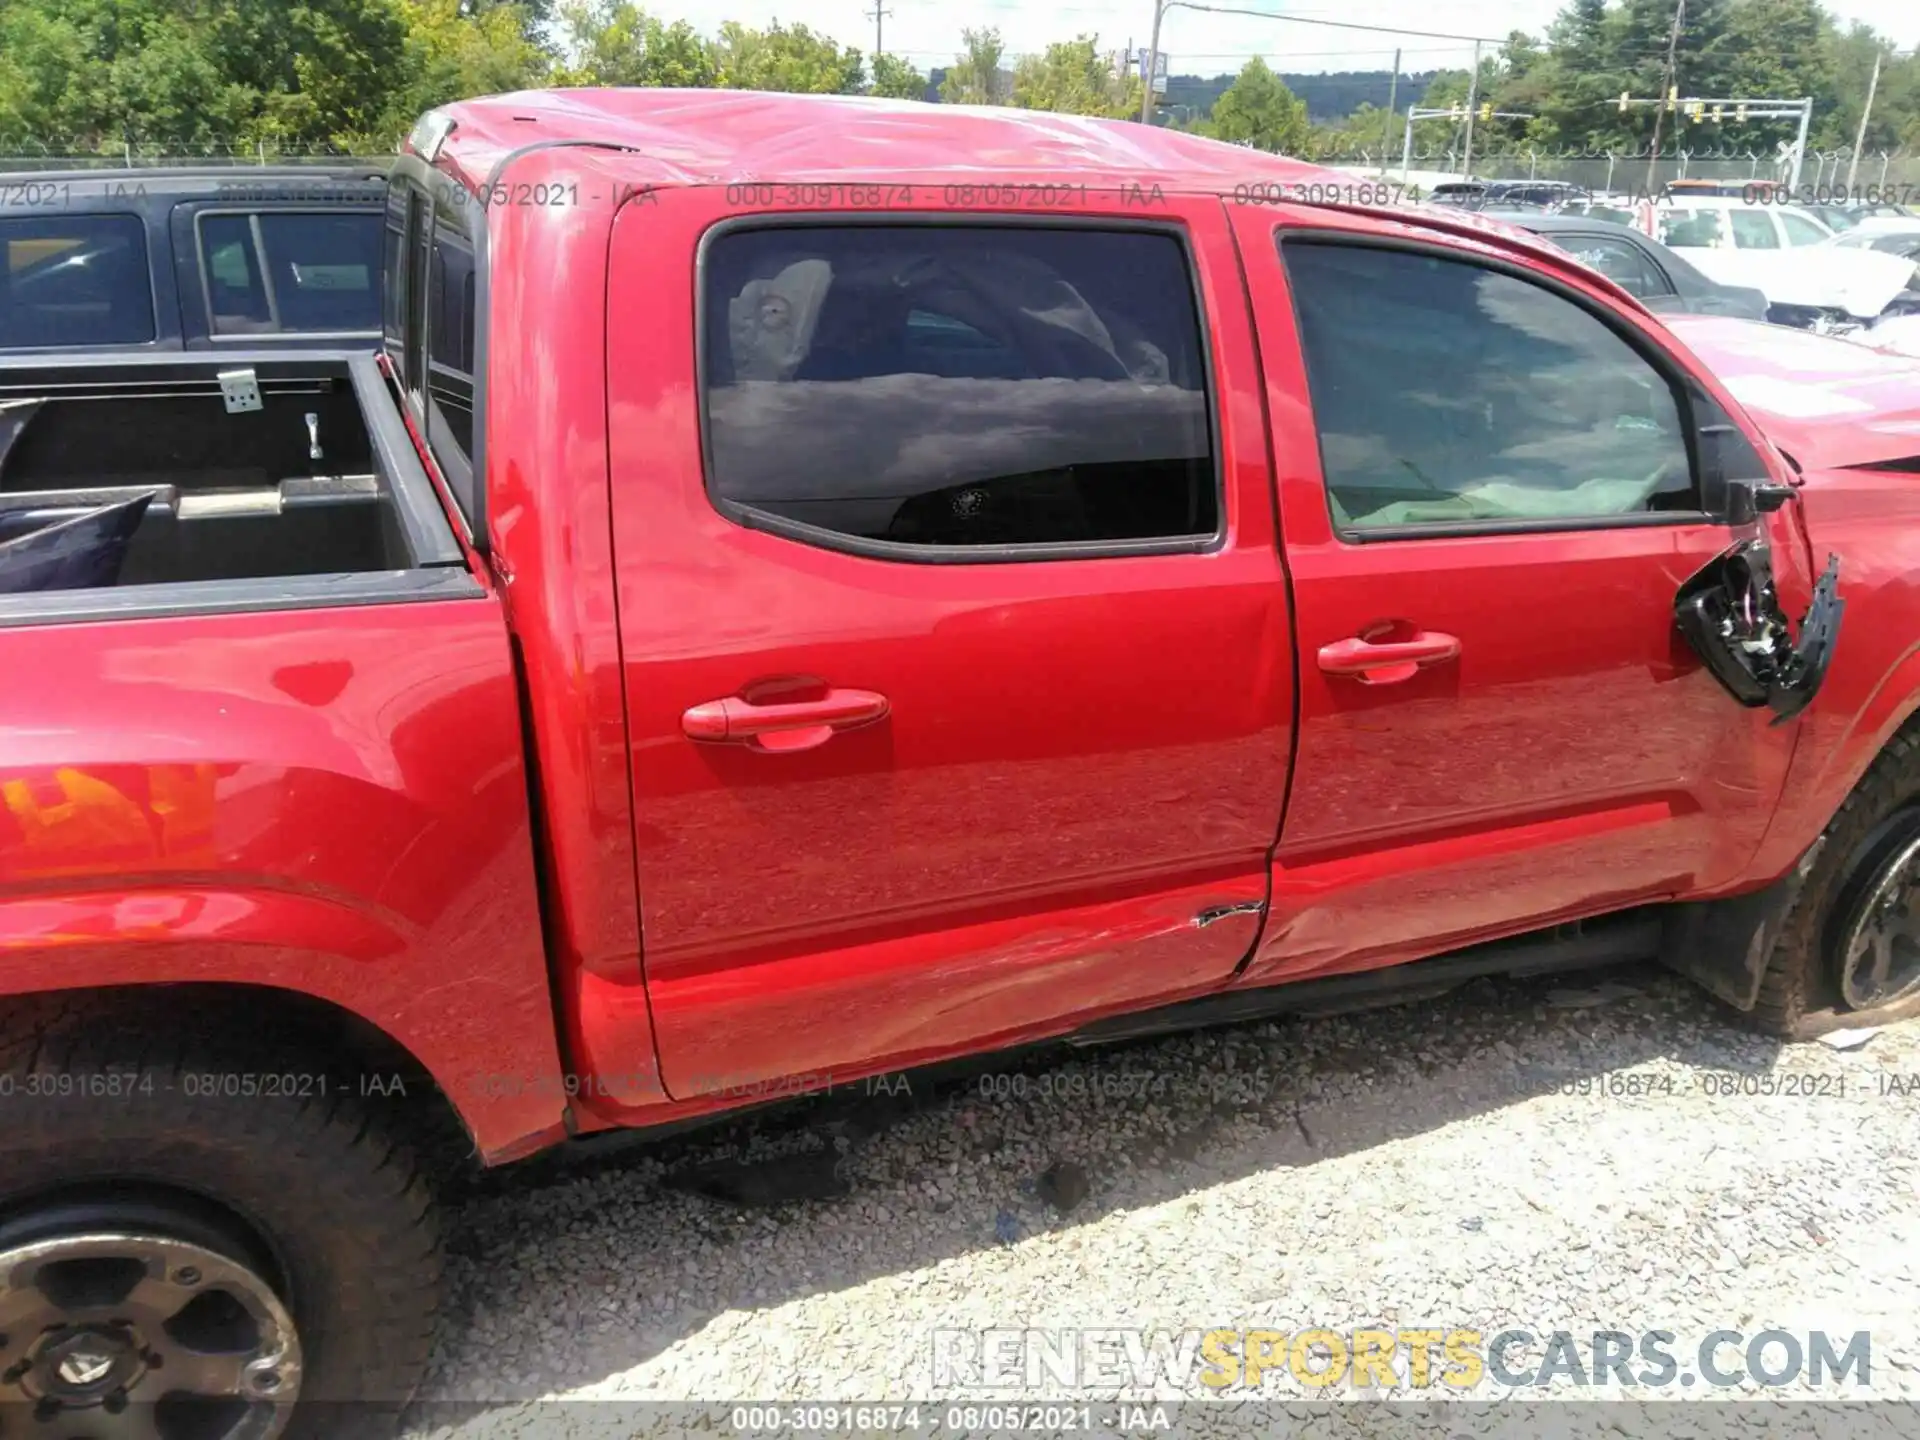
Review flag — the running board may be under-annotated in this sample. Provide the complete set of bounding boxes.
[1066,912,1664,1046]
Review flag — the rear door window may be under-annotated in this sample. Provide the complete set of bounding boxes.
[0,215,154,348]
[197,211,381,335]
[700,224,1216,553]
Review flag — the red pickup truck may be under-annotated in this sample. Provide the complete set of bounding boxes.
[3,89,1919,1433]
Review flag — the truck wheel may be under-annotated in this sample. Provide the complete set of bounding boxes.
[1755,731,1920,1037]
[0,1009,441,1439]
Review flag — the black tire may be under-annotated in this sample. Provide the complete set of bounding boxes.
[1753,729,1920,1037]
[0,997,442,1438]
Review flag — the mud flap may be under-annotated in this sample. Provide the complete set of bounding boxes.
[1674,541,1844,724]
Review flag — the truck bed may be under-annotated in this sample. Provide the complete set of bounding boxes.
[0,350,474,625]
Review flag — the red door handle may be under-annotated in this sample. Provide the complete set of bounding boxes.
[1317,632,1461,686]
[682,688,890,753]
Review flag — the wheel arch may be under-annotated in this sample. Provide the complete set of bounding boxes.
[0,974,562,1170]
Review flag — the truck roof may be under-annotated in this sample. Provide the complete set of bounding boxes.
[428,88,1346,191]
[417,88,1645,313]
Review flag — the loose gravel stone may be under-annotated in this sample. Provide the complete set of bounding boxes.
[401,963,1920,1437]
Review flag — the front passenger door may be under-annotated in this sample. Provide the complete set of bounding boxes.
[1228,212,1810,985]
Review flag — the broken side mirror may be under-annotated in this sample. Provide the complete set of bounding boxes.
[1675,541,1844,724]
[1722,479,1796,527]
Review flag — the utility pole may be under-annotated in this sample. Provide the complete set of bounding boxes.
[1382,47,1401,176]
[1139,0,1166,125]
[1460,38,1482,179]
[1847,49,1883,188]
[1647,0,1686,192]
[1788,95,1811,189]
[868,0,892,61]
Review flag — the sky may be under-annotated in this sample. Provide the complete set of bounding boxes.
[654,0,1920,76]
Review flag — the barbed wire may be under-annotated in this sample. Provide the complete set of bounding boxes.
[1314,143,1915,162]
[0,138,395,167]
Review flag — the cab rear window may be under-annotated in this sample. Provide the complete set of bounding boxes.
[0,215,154,348]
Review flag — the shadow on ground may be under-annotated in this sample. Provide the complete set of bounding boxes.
[403,959,1800,1422]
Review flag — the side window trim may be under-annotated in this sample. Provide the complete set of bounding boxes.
[1276,229,1719,543]
[692,212,1226,566]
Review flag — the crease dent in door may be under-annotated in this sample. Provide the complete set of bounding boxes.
[1676,540,1845,724]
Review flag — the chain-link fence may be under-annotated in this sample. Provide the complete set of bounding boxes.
[0,140,396,173]
[5,137,1917,198]
[1316,145,1920,195]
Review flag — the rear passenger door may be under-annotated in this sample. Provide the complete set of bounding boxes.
[1227,208,1808,984]
[606,195,1294,1098]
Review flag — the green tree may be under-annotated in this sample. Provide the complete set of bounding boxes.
[390,0,549,124]
[713,21,864,94]
[1711,0,1830,149]
[1524,0,1623,146]
[0,0,418,150]
[556,1,716,87]
[940,28,1009,106]
[869,52,928,100]
[1011,36,1140,118]
[210,0,416,147]
[1206,58,1309,152]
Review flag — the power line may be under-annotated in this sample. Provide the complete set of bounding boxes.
[1163,3,1507,45]
[886,45,1478,60]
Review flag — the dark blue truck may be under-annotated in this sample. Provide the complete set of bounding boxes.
[0,166,384,354]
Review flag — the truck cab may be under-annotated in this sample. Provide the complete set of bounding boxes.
[1,92,1918,1436]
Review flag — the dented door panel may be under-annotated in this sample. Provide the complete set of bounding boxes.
[1226,202,1810,985]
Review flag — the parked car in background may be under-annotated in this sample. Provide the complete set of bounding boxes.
[1485,210,1770,320]
[1860,312,1920,358]
[1801,203,1864,232]
[1560,196,1641,225]
[1428,179,1590,212]
[1655,196,1919,331]
[0,166,383,354]
[1824,218,1920,258]
[1428,180,1489,208]
[1808,202,1918,230]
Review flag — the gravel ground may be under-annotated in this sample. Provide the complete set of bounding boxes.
[400,962,1920,1439]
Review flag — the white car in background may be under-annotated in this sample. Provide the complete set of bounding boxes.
[1655,197,1920,332]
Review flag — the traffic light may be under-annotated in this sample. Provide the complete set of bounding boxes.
[1479,102,1493,121]
[1735,103,1748,121]
[1710,104,1725,122]
[1667,85,1678,111]
[1619,90,1631,112]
